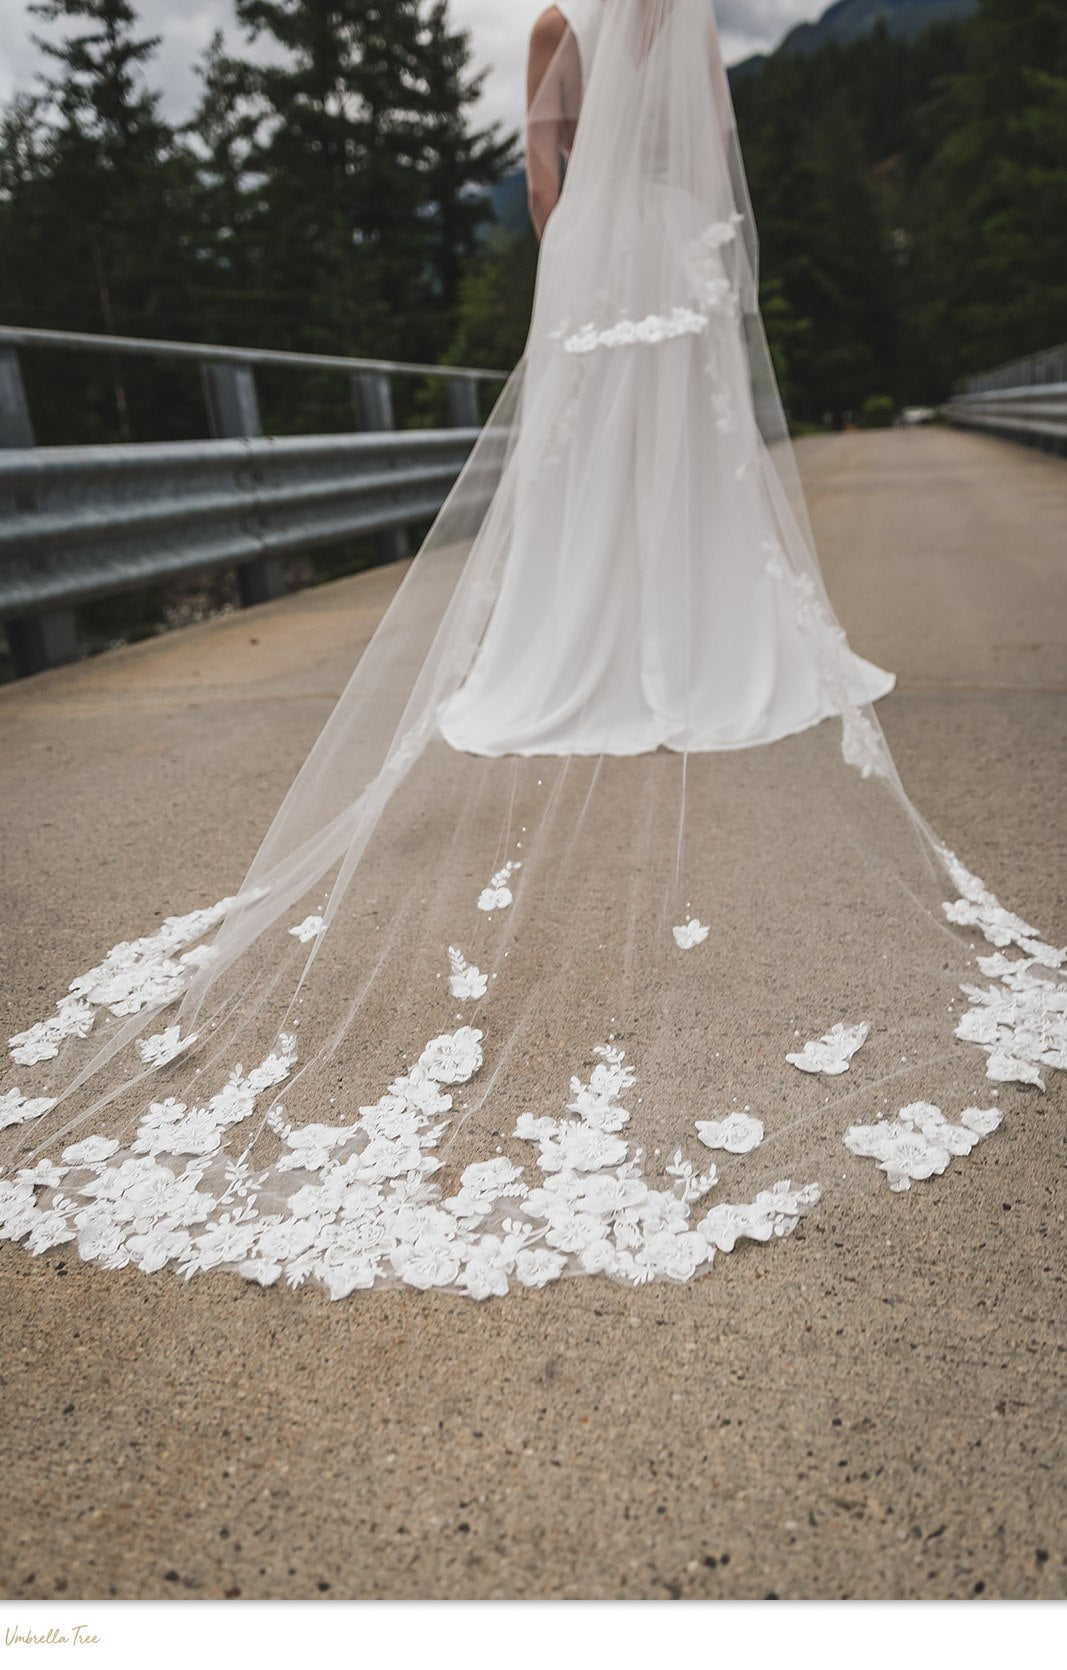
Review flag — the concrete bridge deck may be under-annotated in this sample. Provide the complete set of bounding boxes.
[0,426,1064,1601]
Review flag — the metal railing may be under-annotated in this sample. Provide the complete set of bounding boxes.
[0,324,509,677]
[945,344,1067,455]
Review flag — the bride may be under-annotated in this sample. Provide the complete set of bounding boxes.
[1,0,1063,1301]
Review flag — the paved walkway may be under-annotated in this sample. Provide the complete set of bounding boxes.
[0,428,1064,1600]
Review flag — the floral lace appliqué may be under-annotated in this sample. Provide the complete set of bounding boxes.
[845,1103,1001,1193]
[477,861,520,913]
[447,948,488,1001]
[787,1021,870,1077]
[673,918,709,950]
[940,847,1066,1089]
[289,914,325,944]
[696,1113,764,1154]
[0,1023,820,1301]
[7,888,267,1068]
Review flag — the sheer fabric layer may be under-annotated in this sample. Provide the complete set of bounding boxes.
[1,0,1062,1303]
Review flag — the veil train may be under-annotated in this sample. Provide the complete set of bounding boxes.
[1,0,1063,1301]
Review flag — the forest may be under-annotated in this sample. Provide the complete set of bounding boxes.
[1,0,1063,443]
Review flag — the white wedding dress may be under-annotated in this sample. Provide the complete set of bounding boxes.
[1,0,1062,1304]
[441,0,894,760]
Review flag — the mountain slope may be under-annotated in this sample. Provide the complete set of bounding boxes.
[731,0,975,79]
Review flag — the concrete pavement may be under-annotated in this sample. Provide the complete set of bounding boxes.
[0,426,1064,1601]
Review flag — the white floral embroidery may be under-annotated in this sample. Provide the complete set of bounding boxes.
[0,1088,58,1131]
[61,1136,120,1167]
[554,218,743,361]
[447,947,488,1001]
[673,918,710,950]
[136,1026,197,1069]
[787,1021,870,1076]
[477,861,520,912]
[562,307,709,356]
[845,1102,1002,1192]
[7,836,1062,1300]
[288,914,325,944]
[417,1027,484,1085]
[699,1182,821,1253]
[763,548,893,782]
[7,889,265,1067]
[940,846,1067,1089]
[277,1124,354,1173]
[696,1113,764,1154]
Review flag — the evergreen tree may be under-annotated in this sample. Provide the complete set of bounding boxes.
[736,62,898,423]
[907,0,1067,385]
[184,32,266,344]
[0,0,198,440]
[417,1,517,317]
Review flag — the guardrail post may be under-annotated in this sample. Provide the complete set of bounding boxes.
[352,372,407,564]
[2,347,80,677]
[446,374,480,430]
[0,347,34,448]
[202,361,285,606]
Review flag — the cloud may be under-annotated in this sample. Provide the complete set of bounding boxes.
[0,0,828,134]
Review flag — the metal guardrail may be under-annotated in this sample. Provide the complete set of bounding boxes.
[0,325,509,676]
[0,324,505,385]
[0,428,484,616]
[945,345,1067,454]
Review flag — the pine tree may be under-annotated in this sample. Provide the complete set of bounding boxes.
[908,0,1067,384]
[227,0,516,384]
[2,0,200,440]
[417,1,517,317]
[184,32,267,345]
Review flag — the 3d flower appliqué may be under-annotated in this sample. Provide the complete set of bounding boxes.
[447,948,488,1001]
[289,915,325,944]
[787,1021,870,1076]
[477,861,520,912]
[696,1113,764,1154]
[417,1027,484,1085]
[673,919,710,950]
[844,1102,1002,1192]
[136,1027,197,1069]
[0,1088,58,1131]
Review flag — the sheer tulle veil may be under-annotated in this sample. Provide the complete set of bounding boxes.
[2,0,1063,1301]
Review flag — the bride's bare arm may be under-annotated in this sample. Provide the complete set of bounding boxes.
[526,7,578,240]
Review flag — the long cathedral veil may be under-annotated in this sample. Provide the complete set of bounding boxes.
[2,0,1063,1300]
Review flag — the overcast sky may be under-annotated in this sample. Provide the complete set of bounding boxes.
[0,1,830,133]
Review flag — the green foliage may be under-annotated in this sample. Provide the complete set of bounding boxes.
[728,2,1065,415]
[858,394,898,427]
[0,0,518,443]
[0,0,1062,442]
[905,0,1067,384]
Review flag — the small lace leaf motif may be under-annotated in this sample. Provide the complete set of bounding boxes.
[0,1088,59,1131]
[665,1151,718,1204]
[447,947,488,1001]
[136,1026,197,1069]
[696,1113,764,1154]
[845,1102,1002,1193]
[673,919,710,950]
[787,1021,870,1077]
[288,914,325,944]
[477,861,520,913]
